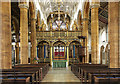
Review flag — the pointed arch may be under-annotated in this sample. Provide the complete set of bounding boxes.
[53,41,66,46]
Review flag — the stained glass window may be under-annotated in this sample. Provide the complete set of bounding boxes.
[52,20,66,31]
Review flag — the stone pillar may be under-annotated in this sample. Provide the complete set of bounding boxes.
[50,45,53,66]
[90,3,100,64]
[30,18,37,64]
[82,18,89,63]
[0,2,12,69]
[108,2,119,68]
[19,3,29,64]
[119,2,120,68]
[66,45,69,67]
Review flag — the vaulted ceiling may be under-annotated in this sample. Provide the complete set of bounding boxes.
[39,1,79,23]
[11,1,108,37]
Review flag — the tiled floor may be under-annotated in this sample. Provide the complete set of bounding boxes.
[42,67,80,82]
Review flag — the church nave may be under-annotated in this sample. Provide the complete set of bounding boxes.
[0,0,120,84]
[42,67,80,82]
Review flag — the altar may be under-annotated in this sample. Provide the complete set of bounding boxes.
[52,41,67,68]
[52,60,67,68]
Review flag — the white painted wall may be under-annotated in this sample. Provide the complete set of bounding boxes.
[88,33,91,54]
[88,26,108,63]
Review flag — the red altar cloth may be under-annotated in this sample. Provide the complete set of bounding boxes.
[55,52,64,56]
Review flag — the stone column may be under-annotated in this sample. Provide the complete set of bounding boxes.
[66,45,69,67]
[119,2,120,68]
[19,3,29,64]
[50,45,53,66]
[90,3,100,64]
[0,2,12,69]
[30,17,37,64]
[108,2,119,68]
[82,18,89,63]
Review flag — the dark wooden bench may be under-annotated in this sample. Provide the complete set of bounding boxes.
[81,68,120,83]
[13,63,49,80]
[71,64,108,78]
[71,63,120,83]
[88,70,120,83]
[93,74,120,84]
[1,63,49,83]
[0,72,35,83]
[0,76,30,84]
[2,68,39,83]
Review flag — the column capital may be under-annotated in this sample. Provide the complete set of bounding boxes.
[19,4,29,9]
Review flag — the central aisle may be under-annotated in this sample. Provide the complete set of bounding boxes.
[42,67,80,82]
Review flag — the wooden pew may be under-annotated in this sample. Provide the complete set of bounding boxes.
[93,74,120,84]
[13,63,49,81]
[71,64,108,82]
[0,76,30,84]
[0,72,35,83]
[80,66,108,83]
[88,70,120,83]
[71,64,108,79]
[71,63,120,83]
[82,68,120,83]
[1,64,49,83]
[1,68,39,83]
